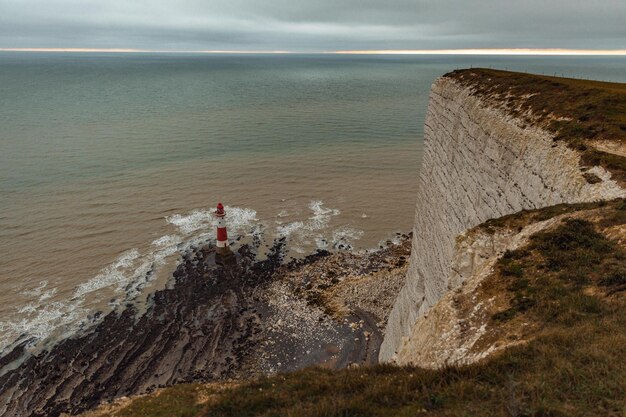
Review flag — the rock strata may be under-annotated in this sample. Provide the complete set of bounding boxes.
[0,237,410,417]
[0,245,280,417]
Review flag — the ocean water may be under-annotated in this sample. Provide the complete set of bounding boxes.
[1,53,626,352]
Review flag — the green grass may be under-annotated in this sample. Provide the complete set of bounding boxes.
[91,205,626,417]
[599,199,626,228]
[480,198,625,235]
[107,384,207,417]
[493,217,625,326]
[446,69,626,182]
[101,314,626,417]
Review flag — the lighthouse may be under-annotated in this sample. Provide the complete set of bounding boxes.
[214,202,235,265]
[215,202,229,250]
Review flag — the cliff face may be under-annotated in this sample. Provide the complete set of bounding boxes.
[392,213,562,367]
[380,75,625,362]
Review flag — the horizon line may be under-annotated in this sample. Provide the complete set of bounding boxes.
[1,48,626,56]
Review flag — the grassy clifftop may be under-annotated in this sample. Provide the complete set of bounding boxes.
[83,200,626,417]
[446,69,626,184]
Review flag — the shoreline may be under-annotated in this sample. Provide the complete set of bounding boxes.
[0,234,411,417]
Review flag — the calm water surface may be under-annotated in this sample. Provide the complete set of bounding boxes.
[1,53,625,351]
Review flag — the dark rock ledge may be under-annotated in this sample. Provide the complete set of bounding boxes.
[0,237,410,417]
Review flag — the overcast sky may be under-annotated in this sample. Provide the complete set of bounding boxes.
[1,0,625,51]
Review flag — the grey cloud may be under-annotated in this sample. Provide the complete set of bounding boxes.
[0,0,625,50]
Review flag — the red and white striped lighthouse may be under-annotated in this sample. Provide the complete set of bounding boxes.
[215,202,229,249]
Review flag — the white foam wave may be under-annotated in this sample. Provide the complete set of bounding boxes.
[309,200,340,229]
[167,210,212,234]
[276,200,339,238]
[1,301,88,347]
[276,221,305,237]
[167,206,258,236]
[314,237,329,249]
[375,233,405,249]
[74,249,141,298]
[0,201,363,354]
[0,204,262,353]
[331,227,364,250]
[276,200,363,254]
[19,281,58,303]
[38,288,57,302]
[17,304,37,314]
[151,234,182,247]
[20,281,49,298]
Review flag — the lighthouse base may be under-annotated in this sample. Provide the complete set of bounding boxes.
[215,246,236,267]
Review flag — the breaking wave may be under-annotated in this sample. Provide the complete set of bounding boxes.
[0,201,363,354]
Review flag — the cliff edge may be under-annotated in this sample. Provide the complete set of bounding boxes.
[381,69,626,363]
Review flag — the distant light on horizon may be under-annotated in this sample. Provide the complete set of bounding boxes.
[332,49,626,56]
[2,48,626,56]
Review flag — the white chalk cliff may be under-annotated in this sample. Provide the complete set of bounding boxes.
[379,76,626,363]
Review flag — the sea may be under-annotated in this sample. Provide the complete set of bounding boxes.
[1,53,626,353]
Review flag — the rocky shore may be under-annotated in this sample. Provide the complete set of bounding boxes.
[0,235,410,417]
